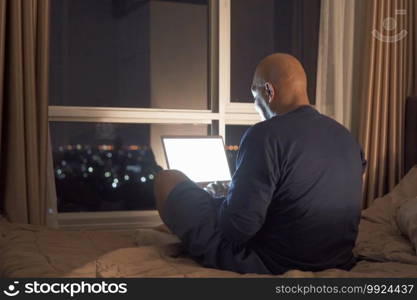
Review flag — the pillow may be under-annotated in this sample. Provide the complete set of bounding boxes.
[396,197,417,254]
[361,165,417,226]
[390,166,417,199]
[354,166,417,263]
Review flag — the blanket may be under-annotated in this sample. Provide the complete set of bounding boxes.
[1,167,417,277]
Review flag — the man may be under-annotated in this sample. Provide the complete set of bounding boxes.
[154,53,366,274]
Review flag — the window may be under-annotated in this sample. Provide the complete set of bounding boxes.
[50,0,209,109]
[230,0,321,104]
[49,0,320,229]
[51,122,208,212]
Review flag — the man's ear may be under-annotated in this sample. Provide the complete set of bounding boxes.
[264,82,275,103]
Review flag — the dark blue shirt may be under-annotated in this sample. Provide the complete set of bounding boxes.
[218,106,365,274]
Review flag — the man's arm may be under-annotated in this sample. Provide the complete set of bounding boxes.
[218,126,279,244]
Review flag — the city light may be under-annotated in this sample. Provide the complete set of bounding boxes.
[148,174,154,180]
[226,145,239,151]
[99,144,114,151]
[88,167,93,173]
[106,152,112,158]
[140,176,146,183]
[104,172,111,178]
[112,182,117,188]
[56,169,62,175]
[113,178,119,184]
[124,175,130,181]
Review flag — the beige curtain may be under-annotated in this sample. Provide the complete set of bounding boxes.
[316,0,355,129]
[315,0,368,136]
[359,0,417,207]
[0,0,57,226]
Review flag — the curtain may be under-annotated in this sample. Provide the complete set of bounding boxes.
[315,0,367,133]
[359,0,417,207]
[0,0,57,226]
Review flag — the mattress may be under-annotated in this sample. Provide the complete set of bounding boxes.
[1,167,417,278]
[0,217,416,278]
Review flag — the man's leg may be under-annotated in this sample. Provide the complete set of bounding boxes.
[154,170,225,264]
[154,169,189,222]
[153,169,271,274]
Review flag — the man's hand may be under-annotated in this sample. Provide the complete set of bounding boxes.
[204,181,230,197]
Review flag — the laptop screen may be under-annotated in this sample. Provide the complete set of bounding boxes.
[162,136,232,183]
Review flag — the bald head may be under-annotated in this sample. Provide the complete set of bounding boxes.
[251,53,310,118]
[253,53,307,91]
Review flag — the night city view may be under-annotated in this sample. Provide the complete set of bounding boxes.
[53,143,240,213]
[51,123,247,213]
[53,144,162,212]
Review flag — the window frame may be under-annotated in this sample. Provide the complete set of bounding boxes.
[49,0,260,230]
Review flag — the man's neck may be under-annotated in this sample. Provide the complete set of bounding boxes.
[276,103,310,115]
[274,92,310,115]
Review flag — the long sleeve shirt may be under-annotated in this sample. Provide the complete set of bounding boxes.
[217,106,365,273]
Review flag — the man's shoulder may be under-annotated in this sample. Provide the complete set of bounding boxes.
[239,120,279,148]
[250,116,282,131]
[243,119,274,138]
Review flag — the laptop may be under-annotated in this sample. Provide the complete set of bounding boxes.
[161,136,232,185]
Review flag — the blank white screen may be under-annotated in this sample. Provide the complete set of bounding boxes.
[163,138,232,182]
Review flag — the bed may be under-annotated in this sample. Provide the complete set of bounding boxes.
[1,98,417,278]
